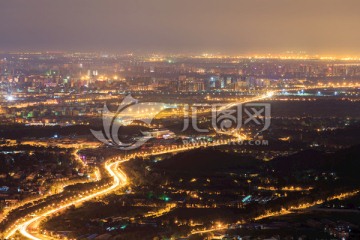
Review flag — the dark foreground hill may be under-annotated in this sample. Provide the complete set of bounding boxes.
[153,145,360,185]
[269,145,360,184]
[155,148,260,173]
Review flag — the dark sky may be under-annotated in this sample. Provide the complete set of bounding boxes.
[1,0,360,54]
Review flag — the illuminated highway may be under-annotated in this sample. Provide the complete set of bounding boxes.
[4,160,127,239]
[4,84,360,239]
[189,190,360,238]
[4,134,359,239]
[0,89,310,239]
[218,91,274,111]
[0,148,99,225]
[4,137,241,239]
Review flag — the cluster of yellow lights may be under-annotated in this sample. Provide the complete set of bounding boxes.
[257,186,313,192]
[254,190,359,221]
[4,136,246,239]
[80,75,123,81]
[189,190,359,237]
[192,53,360,61]
[143,204,176,218]
[3,85,360,239]
[4,159,128,240]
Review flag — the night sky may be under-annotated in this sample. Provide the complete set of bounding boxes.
[1,0,360,54]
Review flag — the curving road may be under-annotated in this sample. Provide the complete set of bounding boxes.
[4,92,271,239]
[7,86,357,239]
[7,139,239,239]
[5,159,128,240]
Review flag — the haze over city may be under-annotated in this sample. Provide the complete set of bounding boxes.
[1,0,360,55]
